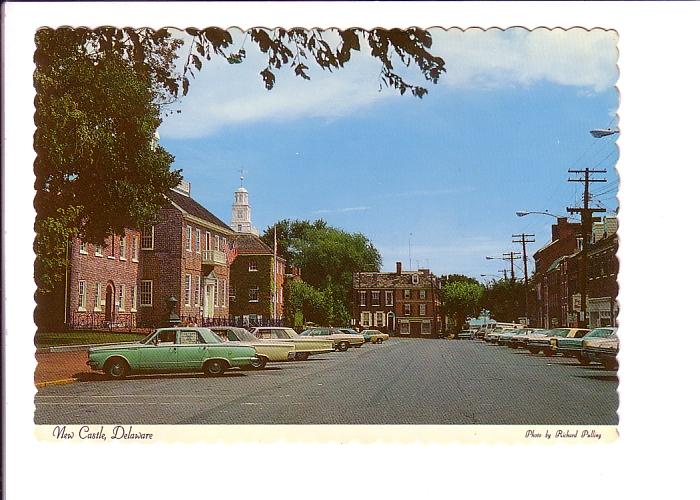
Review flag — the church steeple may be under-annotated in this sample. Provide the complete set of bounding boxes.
[230,173,259,235]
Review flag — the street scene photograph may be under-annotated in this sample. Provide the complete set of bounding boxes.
[32,26,620,426]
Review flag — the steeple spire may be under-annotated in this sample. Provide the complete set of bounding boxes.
[230,173,259,236]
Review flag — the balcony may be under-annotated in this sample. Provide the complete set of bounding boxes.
[201,249,227,266]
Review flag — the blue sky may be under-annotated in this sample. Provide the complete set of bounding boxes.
[159,28,619,279]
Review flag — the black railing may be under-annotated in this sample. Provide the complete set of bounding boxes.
[69,311,138,332]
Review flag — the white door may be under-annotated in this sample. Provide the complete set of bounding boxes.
[204,284,215,317]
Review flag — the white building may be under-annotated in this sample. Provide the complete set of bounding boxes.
[230,179,259,236]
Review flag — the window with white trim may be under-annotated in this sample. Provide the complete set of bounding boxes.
[139,280,153,307]
[404,289,411,299]
[214,279,219,307]
[131,285,138,312]
[119,236,126,260]
[371,290,380,306]
[195,276,201,306]
[359,291,367,306]
[223,280,227,307]
[412,274,419,285]
[400,321,410,334]
[205,231,211,251]
[419,304,426,316]
[375,312,385,328]
[385,291,394,306]
[249,287,259,302]
[118,285,125,311]
[404,304,411,316]
[195,229,201,253]
[419,289,427,300]
[131,235,138,261]
[141,225,154,249]
[249,261,258,272]
[421,320,432,334]
[93,283,102,311]
[222,237,227,251]
[186,226,192,252]
[79,241,88,254]
[361,312,372,327]
[78,281,87,310]
[184,274,192,306]
[95,244,103,257]
[215,235,220,251]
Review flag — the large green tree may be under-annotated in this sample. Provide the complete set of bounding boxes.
[441,281,485,333]
[262,219,381,325]
[479,279,528,323]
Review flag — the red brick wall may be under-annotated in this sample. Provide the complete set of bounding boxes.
[68,229,141,326]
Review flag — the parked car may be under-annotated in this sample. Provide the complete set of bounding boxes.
[299,327,365,351]
[358,329,389,344]
[526,328,589,356]
[338,327,369,342]
[582,336,619,370]
[484,327,508,343]
[210,327,296,369]
[506,329,535,348]
[249,326,334,361]
[87,327,258,379]
[457,330,474,340]
[496,329,520,345]
[554,327,618,365]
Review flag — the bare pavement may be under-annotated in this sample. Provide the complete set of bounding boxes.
[34,338,618,425]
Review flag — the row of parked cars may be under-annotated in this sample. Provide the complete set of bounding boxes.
[87,325,389,379]
[462,325,619,370]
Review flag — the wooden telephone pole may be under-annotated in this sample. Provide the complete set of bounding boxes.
[567,168,606,327]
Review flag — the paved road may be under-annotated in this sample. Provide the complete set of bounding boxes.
[35,339,618,425]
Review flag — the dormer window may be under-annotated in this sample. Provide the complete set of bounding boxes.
[411,274,419,285]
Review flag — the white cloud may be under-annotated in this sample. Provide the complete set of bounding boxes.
[159,27,618,139]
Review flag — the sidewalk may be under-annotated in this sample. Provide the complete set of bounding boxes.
[35,349,92,387]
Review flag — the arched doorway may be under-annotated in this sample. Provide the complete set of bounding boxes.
[105,285,114,323]
[387,312,395,333]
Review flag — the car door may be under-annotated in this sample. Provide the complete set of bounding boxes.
[137,329,178,370]
[176,330,208,370]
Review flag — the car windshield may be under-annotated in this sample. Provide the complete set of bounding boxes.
[141,331,158,344]
[232,329,259,342]
[586,328,614,338]
[550,328,570,337]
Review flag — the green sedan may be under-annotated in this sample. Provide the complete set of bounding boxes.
[87,327,258,379]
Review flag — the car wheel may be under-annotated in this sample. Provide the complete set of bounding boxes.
[602,359,618,370]
[528,348,540,355]
[543,348,554,357]
[250,356,267,370]
[204,359,227,376]
[337,341,349,352]
[104,358,128,380]
[294,352,310,361]
[576,354,590,366]
[377,338,383,344]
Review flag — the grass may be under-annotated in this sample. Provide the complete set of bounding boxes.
[35,331,148,348]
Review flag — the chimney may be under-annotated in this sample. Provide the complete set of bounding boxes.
[396,261,402,274]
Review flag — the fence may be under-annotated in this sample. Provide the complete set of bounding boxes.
[179,315,286,328]
[69,311,139,332]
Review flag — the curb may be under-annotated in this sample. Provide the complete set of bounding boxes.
[35,378,78,388]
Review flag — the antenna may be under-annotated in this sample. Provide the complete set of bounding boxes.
[408,232,413,271]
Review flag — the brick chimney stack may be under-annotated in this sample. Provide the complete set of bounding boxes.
[396,261,402,274]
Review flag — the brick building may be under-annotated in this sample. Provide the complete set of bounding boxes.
[532,215,618,328]
[531,217,582,328]
[228,234,285,325]
[64,181,235,329]
[352,262,442,337]
[67,228,142,330]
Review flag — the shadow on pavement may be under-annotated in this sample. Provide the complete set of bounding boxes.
[74,370,249,382]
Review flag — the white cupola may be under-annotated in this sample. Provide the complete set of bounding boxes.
[230,176,259,235]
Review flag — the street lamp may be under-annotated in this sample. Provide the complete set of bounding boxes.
[589,128,619,138]
[516,210,565,219]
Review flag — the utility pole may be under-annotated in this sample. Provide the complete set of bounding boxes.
[512,233,535,325]
[500,269,508,280]
[502,251,521,282]
[567,168,606,328]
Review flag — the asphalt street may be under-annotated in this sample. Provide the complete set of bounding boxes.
[35,338,618,425]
